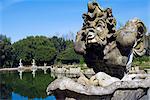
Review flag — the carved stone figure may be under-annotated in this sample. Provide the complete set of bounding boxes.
[74,1,147,79]
[47,2,149,99]
[77,72,120,86]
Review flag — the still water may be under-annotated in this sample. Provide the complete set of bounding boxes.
[0,70,56,100]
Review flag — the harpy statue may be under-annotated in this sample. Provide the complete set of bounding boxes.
[74,1,147,79]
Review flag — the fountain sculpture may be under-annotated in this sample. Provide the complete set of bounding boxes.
[74,2,147,79]
[47,1,150,100]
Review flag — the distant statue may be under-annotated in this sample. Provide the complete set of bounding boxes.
[18,59,24,79]
[31,59,37,78]
[19,59,23,67]
[43,63,47,74]
[74,1,147,78]
[32,59,36,66]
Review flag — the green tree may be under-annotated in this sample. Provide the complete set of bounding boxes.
[56,40,84,64]
[50,36,66,53]
[12,36,56,66]
[0,35,13,68]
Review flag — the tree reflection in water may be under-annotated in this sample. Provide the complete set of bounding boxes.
[0,70,55,99]
[0,83,12,99]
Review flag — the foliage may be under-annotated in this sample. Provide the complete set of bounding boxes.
[134,55,150,62]
[50,36,66,53]
[56,40,84,64]
[12,36,57,66]
[0,35,13,68]
[0,34,85,67]
[133,55,150,69]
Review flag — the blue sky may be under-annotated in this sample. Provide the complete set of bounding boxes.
[0,0,149,43]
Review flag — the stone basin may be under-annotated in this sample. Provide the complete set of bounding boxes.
[46,73,150,100]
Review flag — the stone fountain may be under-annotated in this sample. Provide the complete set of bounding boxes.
[46,1,150,100]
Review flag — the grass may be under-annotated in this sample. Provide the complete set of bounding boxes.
[133,56,150,69]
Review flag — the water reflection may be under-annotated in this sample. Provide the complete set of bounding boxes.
[0,83,12,99]
[0,70,56,99]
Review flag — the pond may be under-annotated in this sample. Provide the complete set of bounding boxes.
[0,70,56,100]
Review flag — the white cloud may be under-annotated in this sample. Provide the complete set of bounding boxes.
[0,0,25,11]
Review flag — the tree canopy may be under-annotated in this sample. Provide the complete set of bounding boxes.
[11,35,84,66]
[0,35,13,68]
[12,36,57,65]
[56,40,84,64]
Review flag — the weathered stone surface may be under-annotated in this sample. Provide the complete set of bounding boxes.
[47,1,149,100]
[47,72,150,99]
[112,89,147,100]
[77,72,120,87]
[74,1,147,79]
[47,74,150,100]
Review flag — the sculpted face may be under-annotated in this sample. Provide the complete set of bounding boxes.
[74,1,147,79]
[84,19,108,45]
[74,20,108,54]
[74,2,116,55]
[116,18,147,56]
[116,18,146,47]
